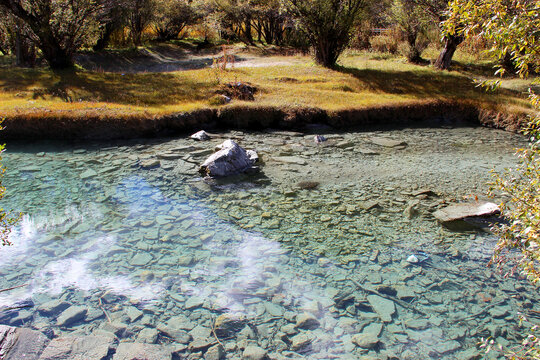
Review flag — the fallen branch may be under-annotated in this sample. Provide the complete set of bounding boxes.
[426,278,464,291]
[347,278,427,316]
[0,304,33,312]
[455,300,506,323]
[211,317,224,348]
[0,284,27,294]
[98,297,112,323]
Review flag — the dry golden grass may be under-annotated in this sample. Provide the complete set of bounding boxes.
[0,50,533,122]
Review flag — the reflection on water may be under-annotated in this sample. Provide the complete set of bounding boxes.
[0,127,538,359]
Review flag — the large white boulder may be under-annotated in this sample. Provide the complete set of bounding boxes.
[199,140,258,178]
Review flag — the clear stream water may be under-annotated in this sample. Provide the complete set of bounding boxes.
[0,126,538,359]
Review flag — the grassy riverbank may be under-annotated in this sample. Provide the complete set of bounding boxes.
[0,47,534,138]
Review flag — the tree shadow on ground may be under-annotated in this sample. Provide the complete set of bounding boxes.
[450,60,505,78]
[334,65,524,101]
[0,66,215,106]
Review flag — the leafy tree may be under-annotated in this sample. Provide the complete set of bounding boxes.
[93,2,128,51]
[283,0,367,68]
[411,0,464,70]
[155,0,199,41]
[189,0,220,43]
[391,0,431,63]
[0,146,14,246]
[0,127,20,246]
[0,7,12,56]
[251,0,289,45]
[445,0,539,283]
[446,2,539,356]
[0,0,106,69]
[0,9,36,65]
[125,0,155,46]
[214,0,257,44]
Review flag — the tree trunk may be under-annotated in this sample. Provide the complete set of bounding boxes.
[221,21,235,41]
[243,18,253,45]
[15,23,36,67]
[15,27,22,65]
[500,51,517,74]
[434,34,463,70]
[406,31,422,63]
[93,22,115,51]
[41,41,74,69]
[131,25,142,46]
[256,22,262,42]
[314,41,339,68]
[130,13,144,46]
[262,21,272,45]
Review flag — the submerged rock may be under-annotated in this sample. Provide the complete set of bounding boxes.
[264,302,283,317]
[156,322,191,344]
[125,306,143,323]
[113,342,172,360]
[56,306,87,327]
[367,295,395,323]
[351,323,383,349]
[357,148,380,155]
[199,140,259,178]
[214,314,246,337]
[405,319,429,330]
[272,156,307,166]
[433,202,500,231]
[431,340,462,355]
[39,335,114,360]
[37,300,69,316]
[403,200,420,219]
[297,181,319,190]
[205,344,225,360]
[290,333,312,351]
[243,345,267,360]
[80,169,97,180]
[0,325,49,360]
[136,328,159,344]
[130,253,153,266]
[370,137,407,148]
[185,296,205,310]
[140,159,161,169]
[295,313,320,330]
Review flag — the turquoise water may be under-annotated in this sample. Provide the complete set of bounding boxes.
[0,127,538,359]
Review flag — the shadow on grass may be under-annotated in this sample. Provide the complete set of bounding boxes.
[334,65,524,101]
[0,66,215,106]
[450,60,501,78]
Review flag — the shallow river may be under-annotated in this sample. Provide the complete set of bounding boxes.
[0,126,538,359]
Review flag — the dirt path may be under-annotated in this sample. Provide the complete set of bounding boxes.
[75,44,306,74]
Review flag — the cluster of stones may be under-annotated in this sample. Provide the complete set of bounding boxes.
[1,324,174,360]
[1,237,532,360]
[0,126,533,359]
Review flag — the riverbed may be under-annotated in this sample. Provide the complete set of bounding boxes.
[0,125,537,359]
